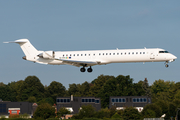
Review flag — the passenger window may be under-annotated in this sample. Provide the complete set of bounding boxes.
[140,52,142,54]
[106,53,108,55]
[121,53,123,55]
[99,53,101,55]
[136,52,138,54]
[117,53,119,55]
[125,53,126,55]
[103,53,104,55]
[109,53,111,55]
[132,52,134,54]
[77,54,79,56]
[113,53,115,55]
[143,52,145,54]
[63,55,64,57]
[74,54,75,56]
[129,52,130,55]
[89,54,90,56]
[93,54,95,56]
[70,54,71,56]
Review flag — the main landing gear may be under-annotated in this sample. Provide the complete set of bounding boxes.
[165,61,169,68]
[80,66,93,73]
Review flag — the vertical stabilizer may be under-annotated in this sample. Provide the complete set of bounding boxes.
[4,39,38,58]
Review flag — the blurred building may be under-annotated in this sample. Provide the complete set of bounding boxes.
[0,101,37,118]
[56,95,101,115]
[109,96,151,112]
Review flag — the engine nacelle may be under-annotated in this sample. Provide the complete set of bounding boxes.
[38,51,55,59]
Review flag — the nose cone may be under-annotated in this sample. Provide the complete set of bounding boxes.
[173,55,177,60]
[169,54,177,62]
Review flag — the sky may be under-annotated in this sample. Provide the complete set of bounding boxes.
[1,1,180,89]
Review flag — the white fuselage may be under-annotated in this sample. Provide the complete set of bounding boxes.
[4,39,177,72]
[35,48,177,66]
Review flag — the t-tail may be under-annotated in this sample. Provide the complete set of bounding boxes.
[4,39,38,61]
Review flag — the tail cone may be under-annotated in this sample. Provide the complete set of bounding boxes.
[22,56,26,60]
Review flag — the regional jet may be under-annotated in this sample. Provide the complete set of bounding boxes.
[4,39,177,72]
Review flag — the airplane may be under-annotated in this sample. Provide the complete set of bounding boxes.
[4,39,177,72]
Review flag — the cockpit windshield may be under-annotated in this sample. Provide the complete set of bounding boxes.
[159,51,169,53]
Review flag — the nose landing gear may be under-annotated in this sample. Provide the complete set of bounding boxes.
[165,64,169,68]
[165,61,169,68]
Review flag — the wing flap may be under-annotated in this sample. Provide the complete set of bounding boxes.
[55,58,101,67]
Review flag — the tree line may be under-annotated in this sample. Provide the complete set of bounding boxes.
[0,75,180,119]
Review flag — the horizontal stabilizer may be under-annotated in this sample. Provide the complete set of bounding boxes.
[3,39,29,44]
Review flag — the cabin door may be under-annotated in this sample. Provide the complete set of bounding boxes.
[150,52,155,59]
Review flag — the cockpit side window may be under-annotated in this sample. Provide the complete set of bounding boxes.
[159,51,169,53]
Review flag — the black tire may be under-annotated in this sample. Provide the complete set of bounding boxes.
[80,67,86,72]
[87,68,93,72]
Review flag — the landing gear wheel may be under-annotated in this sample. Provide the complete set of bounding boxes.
[80,67,86,72]
[87,67,93,73]
[165,64,169,68]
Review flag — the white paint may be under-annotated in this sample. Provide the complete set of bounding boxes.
[4,39,177,72]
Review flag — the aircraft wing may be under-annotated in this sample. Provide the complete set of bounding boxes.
[55,58,101,67]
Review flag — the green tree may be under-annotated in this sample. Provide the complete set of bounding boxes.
[27,96,36,103]
[115,75,134,96]
[142,109,156,118]
[109,106,117,117]
[154,100,168,115]
[73,105,96,119]
[133,80,146,96]
[38,97,54,106]
[0,84,17,101]
[34,103,56,119]
[98,77,118,108]
[142,103,162,118]
[123,107,142,120]
[95,108,110,119]
[165,102,177,119]
[76,81,90,96]
[98,75,134,108]
[142,78,151,97]
[17,76,45,102]
[67,83,78,96]
[47,81,66,103]
[13,80,24,101]
[0,82,5,87]
[111,113,122,119]
[151,79,175,102]
[57,107,70,119]
[89,75,115,97]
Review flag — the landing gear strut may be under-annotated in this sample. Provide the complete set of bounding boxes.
[165,61,169,68]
